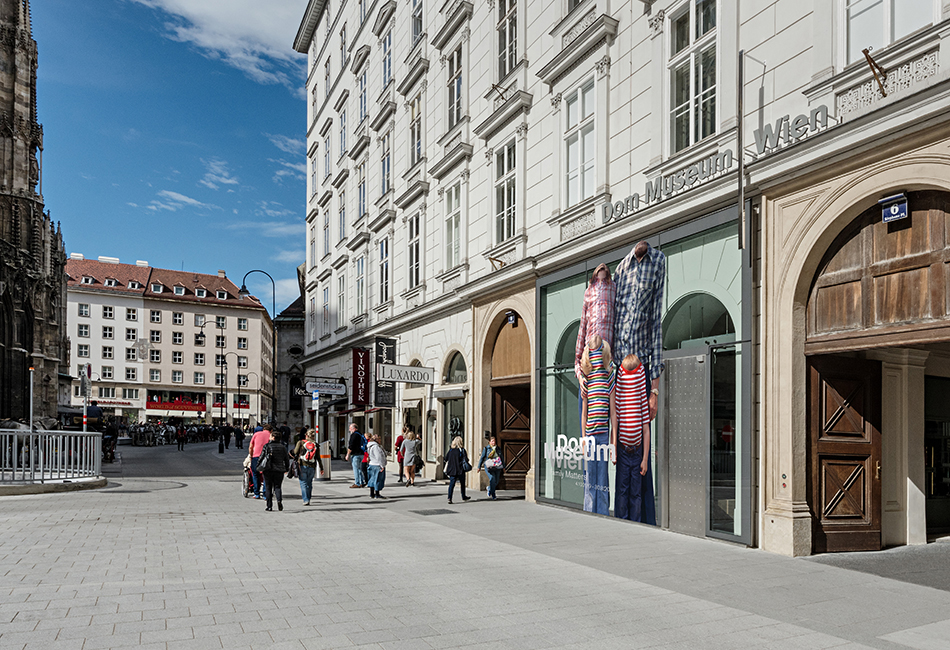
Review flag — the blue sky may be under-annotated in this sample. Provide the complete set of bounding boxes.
[32,0,310,314]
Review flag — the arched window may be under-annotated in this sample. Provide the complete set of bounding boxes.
[662,292,735,350]
[444,351,467,384]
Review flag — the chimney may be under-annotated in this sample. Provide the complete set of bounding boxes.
[69,252,84,260]
[136,260,149,267]
[218,270,226,278]
[98,256,120,264]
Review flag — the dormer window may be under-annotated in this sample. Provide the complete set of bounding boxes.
[81,276,94,285]
[128,281,141,289]
[196,289,207,298]
[174,286,186,296]
[216,290,228,300]
[151,283,163,293]
[104,278,117,287]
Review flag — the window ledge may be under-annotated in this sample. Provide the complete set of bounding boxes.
[474,90,533,141]
[397,50,430,97]
[537,12,618,87]
[430,142,472,180]
[334,325,348,335]
[400,284,426,303]
[395,178,429,209]
[346,229,371,251]
[369,207,396,233]
[483,233,526,270]
[432,0,472,51]
[373,300,394,315]
[351,313,367,325]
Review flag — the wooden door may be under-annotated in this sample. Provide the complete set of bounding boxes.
[493,384,530,490]
[808,355,882,553]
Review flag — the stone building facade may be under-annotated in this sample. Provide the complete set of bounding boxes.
[0,0,68,422]
[295,0,950,555]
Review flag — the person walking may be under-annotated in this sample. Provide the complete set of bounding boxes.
[223,423,232,450]
[248,425,271,499]
[400,430,421,487]
[444,436,471,504]
[259,429,290,511]
[234,425,245,450]
[175,425,186,452]
[292,427,323,506]
[477,434,504,500]
[395,426,407,483]
[366,433,387,499]
[345,423,367,488]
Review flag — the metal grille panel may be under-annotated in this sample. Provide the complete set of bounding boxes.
[665,355,707,537]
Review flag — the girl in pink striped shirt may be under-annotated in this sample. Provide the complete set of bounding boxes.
[610,353,651,521]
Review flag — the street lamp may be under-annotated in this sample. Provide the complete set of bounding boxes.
[238,270,276,425]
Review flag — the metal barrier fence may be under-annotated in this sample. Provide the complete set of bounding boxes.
[0,429,102,484]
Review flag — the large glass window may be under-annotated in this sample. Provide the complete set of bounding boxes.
[495,139,516,243]
[565,79,595,206]
[380,132,391,195]
[357,161,367,218]
[669,0,716,155]
[356,256,365,315]
[846,0,934,64]
[408,212,421,289]
[378,237,390,303]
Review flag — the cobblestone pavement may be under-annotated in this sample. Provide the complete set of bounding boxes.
[2,443,950,650]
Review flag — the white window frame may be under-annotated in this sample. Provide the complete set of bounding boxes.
[378,237,390,304]
[325,58,331,99]
[102,306,114,319]
[668,0,717,156]
[216,290,228,300]
[445,182,461,270]
[215,335,226,348]
[174,286,185,296]
[355,256,365,315]
[359,72,367,122]
[77,344,89,358]
[380,132,391,195]
[497,0,517,79]
[237,337,248,350]
[102,366,113,379]
[126,308,137,321]
[447,47,463,129]
[126,368,137,381]
[238,318,248,331]
[339,191,346,242]
[195,372,205,385]
[151,283,163,293]
[126,328,137,342]
[408,212,421,289]
[195,353,205,365]
[150,330,161,343]
[150,349,161,363]
[78,303,89,317]
[564,78,596,207]
[102,346,114,360]
[412,0,423,45]
[77,324,89,338]
[172,312,183,325]
[126,347,137,361]
[495,138,516,244]
[102,326,113,340]
[310,224,317,268]
[337,274,346,328]
[150,309,161,322]
[172,351,183,364]
[357,161,367,217]
[382,30,392,87]
[410,93,423,167]
[323,210,331,257]
[172,370,183,384]
[216,315,226,329]
[841,0,937,65]
[340,110,347,157]
[150,369,161,382]
[238,356,248,368]
[122,388,139,400]
[322,285,330,334]
[173,332,183,345]
[324,134,332,179]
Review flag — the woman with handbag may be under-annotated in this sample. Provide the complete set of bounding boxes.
[366,433,387,499]
[444,436,471,504]
[292,427,323,506]
[400,430,421,487]
[477,435,504,500]
[259,429,290,511]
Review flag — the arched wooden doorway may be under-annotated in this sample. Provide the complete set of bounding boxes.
[490,312,531,489]
[805,190,950,551]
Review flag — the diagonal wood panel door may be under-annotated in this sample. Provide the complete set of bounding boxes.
[493,385,530,490]
[808,355,882,553]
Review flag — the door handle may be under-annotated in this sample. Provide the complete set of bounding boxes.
[876,460,880,480]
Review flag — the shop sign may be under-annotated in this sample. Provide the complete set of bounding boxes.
[374,337,397,407]
[602,104,832,225]
[603,149,735,223]
[95,400,133,407]
[352,347,370,405]
[377,363,436,384]
[753,105,829,156]
[305,381,346,395]
[147,401,205,411]
[880,193,908,223]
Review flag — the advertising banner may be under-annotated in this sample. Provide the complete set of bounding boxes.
[352,347,370,405]
[374,337,397,407]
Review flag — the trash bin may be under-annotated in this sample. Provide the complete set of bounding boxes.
[318,440,331,481]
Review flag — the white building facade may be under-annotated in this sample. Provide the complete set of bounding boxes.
[66,256,274,427]
[296,0,950,555]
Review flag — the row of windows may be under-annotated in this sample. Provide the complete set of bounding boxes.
[76,329,248,349]
[144,370,253,385]
[76,305,248,329]
[76,339,249,361]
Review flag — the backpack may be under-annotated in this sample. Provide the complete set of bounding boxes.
[302,441,318,463]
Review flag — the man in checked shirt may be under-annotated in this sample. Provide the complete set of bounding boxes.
[612,240,666,525]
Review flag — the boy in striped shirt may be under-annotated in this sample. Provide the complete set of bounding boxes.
[580,334,615,515]
[611,353,651,521]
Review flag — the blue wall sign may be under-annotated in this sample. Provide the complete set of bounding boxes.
[880,193,908,223]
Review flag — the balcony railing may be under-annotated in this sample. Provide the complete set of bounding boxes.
[0,429,102,484]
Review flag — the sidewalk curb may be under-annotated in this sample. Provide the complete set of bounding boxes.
[0,476,108,496]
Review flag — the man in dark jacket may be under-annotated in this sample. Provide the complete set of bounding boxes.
[345,423,367,488]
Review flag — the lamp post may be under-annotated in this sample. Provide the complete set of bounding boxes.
[238,270,276,425]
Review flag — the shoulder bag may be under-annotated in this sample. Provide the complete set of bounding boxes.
[461,450,472,473]
[257,445,272,472]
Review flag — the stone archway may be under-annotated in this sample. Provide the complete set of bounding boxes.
[762,146,950,556]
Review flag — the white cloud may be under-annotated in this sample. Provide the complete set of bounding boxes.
[145,190,218,212]
[198,158,240,190]
[255,201,297,219]
[130,0,307,92]
[269,158,306,185]
[226,220,303,238]
[273,249,304,263]
[265,133,305,154]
